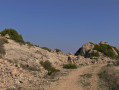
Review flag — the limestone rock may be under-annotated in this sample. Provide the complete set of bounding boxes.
[75,42,94,57]
[5,34,10,39]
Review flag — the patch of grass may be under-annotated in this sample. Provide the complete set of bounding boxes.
[98,66,119,90]
[63,64,77,69]
[41,47,51,52]
[98,79,109,90]
[80,73,92,78]
[40,60,59,75]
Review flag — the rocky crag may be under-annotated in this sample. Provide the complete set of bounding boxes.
[75,41,119,59]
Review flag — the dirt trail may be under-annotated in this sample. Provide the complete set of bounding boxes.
[44,64,105,90]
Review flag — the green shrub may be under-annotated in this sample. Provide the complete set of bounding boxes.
[55,48,62,53]
[40,61,59,75]
[90,51,100,57]
[26,41,34,47]
[93,44,115,58]
[63,64,77,69]
[0,28,24,43]
[41,47,51,52]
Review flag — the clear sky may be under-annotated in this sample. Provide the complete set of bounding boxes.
[0,0,119,53]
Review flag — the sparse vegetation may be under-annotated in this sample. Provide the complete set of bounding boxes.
[98,66,119,90]
[90,51,100,57]
[63,64,77,69]
[40,60,59,75]
[41,47,51,52]
[93,43,116,58]
[26,41,34,47]
[55,48,62,53]
[0,28,25,43]
[80,73,92,78]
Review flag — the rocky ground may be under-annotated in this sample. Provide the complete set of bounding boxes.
[43,64,105,90]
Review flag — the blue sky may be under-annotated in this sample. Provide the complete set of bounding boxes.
[0,0,119,53]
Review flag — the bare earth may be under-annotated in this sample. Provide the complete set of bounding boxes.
[44,64,105,90]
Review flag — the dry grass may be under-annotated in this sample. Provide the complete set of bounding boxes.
[98,65,119,90]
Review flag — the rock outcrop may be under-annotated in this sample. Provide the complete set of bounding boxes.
[75,42,94,57]
[75,42,119,59]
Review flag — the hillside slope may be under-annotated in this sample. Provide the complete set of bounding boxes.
[0,29,117,89]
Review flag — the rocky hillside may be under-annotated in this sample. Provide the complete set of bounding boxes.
[0,29,78,89]
[0,29,116,90]
[75,42,119,59]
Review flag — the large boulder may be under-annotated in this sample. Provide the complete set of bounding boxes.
[75,42,95,57]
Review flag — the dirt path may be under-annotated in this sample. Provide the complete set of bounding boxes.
[44,64,105,90]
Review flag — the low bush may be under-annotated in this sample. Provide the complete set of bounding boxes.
[63,64,77,69]
[40,60,59,75]
[26,41,34,47]
[90,51,100,57]
[55,48,62,53]
[0,28,25,43]
[93,43,116,58]
[41,47,51,52]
